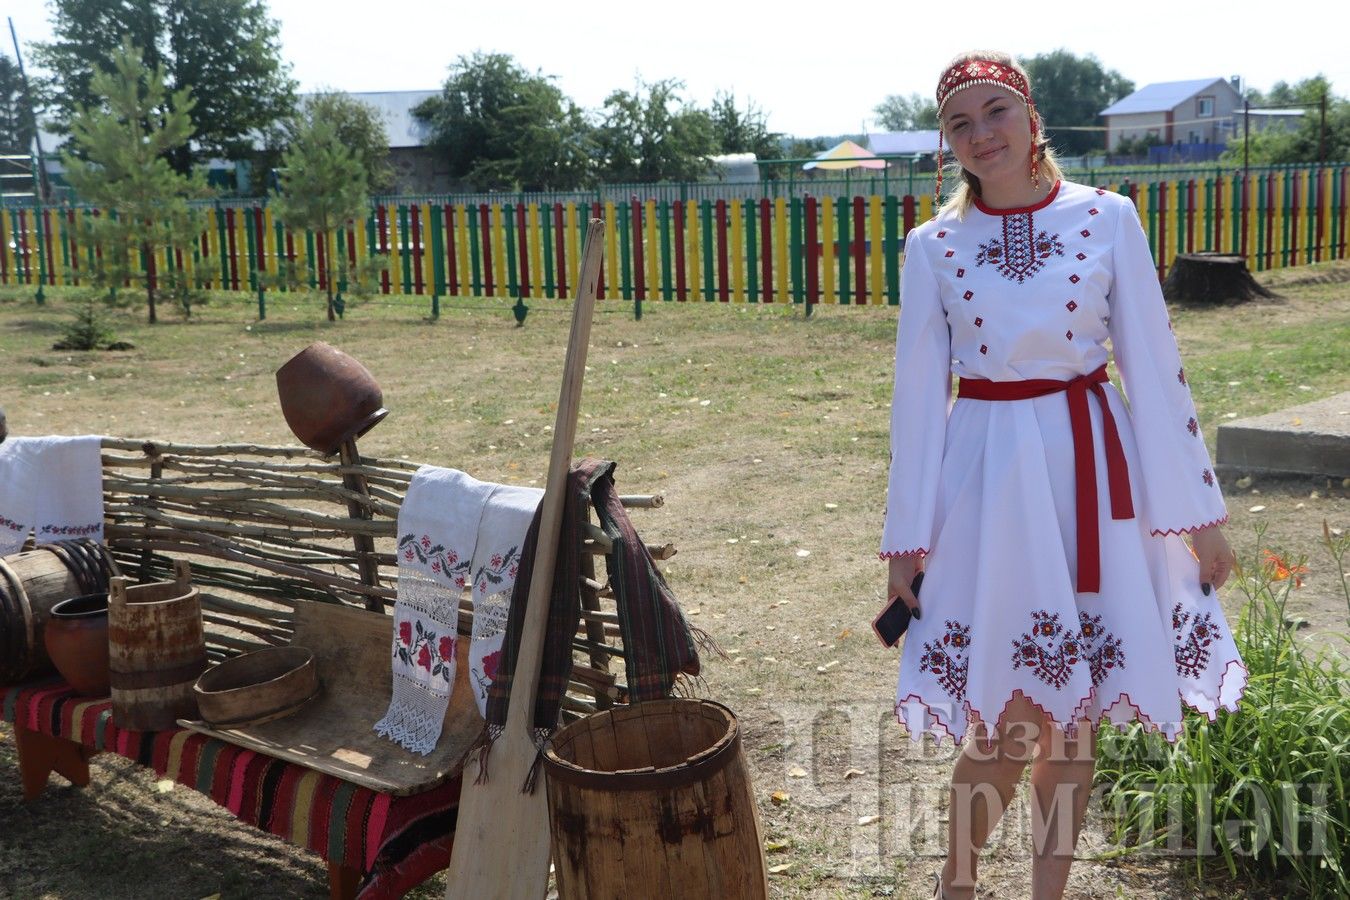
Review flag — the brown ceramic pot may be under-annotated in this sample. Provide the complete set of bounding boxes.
[275,342,388,455]
[43,593,111,697]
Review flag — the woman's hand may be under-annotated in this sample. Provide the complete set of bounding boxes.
[1191,525,1235,593]
[887,554,924,615]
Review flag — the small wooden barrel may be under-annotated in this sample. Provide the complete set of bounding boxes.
[0,547,92,684]
[544,698,769,899]
[109,560,208,731]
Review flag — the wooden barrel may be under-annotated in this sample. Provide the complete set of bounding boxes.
[108,560,208,731]
[0,543,116,684]
[544,698,769,899]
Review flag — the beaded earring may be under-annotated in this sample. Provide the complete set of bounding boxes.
[1028,106,1041,189]
[934,130,945,209]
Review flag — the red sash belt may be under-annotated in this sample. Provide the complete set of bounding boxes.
[957,363,1134,593]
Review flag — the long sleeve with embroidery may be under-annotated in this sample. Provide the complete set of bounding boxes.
[1107,199,1228,534]
[880,228,951,558]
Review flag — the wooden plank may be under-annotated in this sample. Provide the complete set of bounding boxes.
[179,600,481,796]
[444,219,606,899]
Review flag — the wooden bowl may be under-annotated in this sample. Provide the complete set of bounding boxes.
[193,646,319,728]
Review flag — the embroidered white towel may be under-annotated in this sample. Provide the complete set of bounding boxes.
[374,466,493,756]
[466,483,543,717]
[0,435,105,557]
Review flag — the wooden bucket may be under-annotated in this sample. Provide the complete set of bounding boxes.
[109,560,208,731]
[0,543,116,684]
[544,698,769,899]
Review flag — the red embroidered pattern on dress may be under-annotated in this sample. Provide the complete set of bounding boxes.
[1080,229,1091,238]
[1011,611,1075,690]
[1075,252,1087,261]
[1069,274,1080,284]
[963,290,974,300]
[1187,417,1199,436]
[979,344,988,354]
[1173,603,1221,679]
[937,230,947,238]
[1066,300,1078,311]
[1089,207,1100,215]
[974,211,1064,283]
[1202,468,1214,486]
[1065,330,1073,341]
[1177,367,1187,385]
[919,620,971,703]
[956,268,966,278]
[974,317,983,327]
[1075,612,1125,688]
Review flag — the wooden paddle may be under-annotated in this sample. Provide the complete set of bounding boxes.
[444,219,606,900]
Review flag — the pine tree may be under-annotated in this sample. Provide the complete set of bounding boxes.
[270,115,370,321]
[61,39,206,324]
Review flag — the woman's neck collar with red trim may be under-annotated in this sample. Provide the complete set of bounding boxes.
[973,180,1062,216]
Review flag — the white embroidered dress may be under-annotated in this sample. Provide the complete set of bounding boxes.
[882,181,1246,743]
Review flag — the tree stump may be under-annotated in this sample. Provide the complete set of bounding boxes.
[1162,252,1275,305]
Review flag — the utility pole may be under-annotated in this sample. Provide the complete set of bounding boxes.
[1319,92,1327,164]
[1243,99,1250,183]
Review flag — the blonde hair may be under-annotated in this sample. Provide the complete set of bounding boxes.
[936,50,1064,218]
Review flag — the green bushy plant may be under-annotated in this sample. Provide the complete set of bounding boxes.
[53,297,117,350]
[1096,525,1349,897]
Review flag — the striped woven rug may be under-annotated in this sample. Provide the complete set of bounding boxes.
[1,679,460,897]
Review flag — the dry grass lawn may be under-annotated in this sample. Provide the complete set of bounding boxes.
[0,260,1347,899]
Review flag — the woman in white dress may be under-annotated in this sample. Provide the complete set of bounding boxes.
[881,52,1246,900]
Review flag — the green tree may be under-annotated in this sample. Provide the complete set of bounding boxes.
[415,51,593,191]
[34,0,296,173]
[1,56,35,155]
[253,90,394,196]
[61,39,207,324]
[873,92,937,131]
[270,114,374,321]
[595,78,717,183]
[1019,50,1133,156]
[709,91,782,161]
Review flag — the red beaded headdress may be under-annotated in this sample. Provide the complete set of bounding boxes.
[933,58,1039,208]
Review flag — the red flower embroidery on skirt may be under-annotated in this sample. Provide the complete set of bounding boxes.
[1077,612,1125,687]
[1173,603,1221,679]
[919,620,971,703]
[1187,417,1199,436]
[1011,610,1074,689]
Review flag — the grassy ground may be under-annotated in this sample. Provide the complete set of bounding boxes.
[0,265,1346,899]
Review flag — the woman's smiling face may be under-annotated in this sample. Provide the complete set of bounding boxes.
[941,85,1033,190]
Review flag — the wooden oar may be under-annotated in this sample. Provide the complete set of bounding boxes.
[444,219,606,900]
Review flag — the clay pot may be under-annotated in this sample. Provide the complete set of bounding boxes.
[275,342,388,455]
[43,593,111,697]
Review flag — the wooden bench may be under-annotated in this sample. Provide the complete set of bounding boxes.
[4,436,665,897]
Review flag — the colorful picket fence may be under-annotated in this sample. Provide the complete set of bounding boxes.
[2,167,1348,310]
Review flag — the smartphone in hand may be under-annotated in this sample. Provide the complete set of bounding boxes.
[873,571,924,648]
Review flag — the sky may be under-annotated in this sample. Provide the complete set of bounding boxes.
[6,0,1346,138]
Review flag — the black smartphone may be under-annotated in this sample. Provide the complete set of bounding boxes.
[872,571,924,648]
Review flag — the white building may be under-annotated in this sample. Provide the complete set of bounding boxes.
[1100,78,1244,151]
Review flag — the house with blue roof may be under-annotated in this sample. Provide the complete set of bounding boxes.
[1100,77,1243,152]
